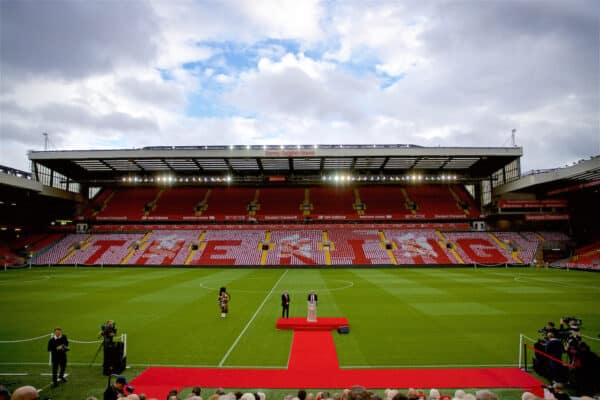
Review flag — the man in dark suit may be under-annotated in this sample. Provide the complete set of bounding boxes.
[281,290,290,318]
[47,327,69,387]
[307,290,318,322]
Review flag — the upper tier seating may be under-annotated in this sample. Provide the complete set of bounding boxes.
[450,185,481,216]
[256,188,305,220]
[128,230,201,265]
[203,188,256,219]
[328,229,390,264]
[385,229,456,264]
[82,185,482,221]
[190,230,264,265]
[266,230,325,265]
[96,188,159,220]
[149,188,208,218]
[358,186,406,217]
[406,186,466,218]
[81,189,114,218]
[310,187,356,218]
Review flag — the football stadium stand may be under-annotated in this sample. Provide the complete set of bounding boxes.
[1,146,596,268]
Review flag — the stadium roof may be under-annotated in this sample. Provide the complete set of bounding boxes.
[495,155,600,195]
[29,144,522,183]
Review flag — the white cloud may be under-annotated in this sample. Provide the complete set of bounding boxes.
[0,0,598,173]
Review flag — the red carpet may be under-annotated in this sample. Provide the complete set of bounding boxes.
[131,318,543,398]
[276,317,349,331]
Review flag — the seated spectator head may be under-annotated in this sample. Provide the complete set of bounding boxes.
[167,389,179,400]
[240,393,255,400]
[521,392,537,400]
[348,386,368,400]
[384,389,398,400]
[256,393,265,400]
[407,389,418,400]
[192,387,202,396]
[453,390,465,400]
[475,391,497,400]
[298,390,308,400]
[464,394,476,400]
[429,390,440,400]
[10,386,38,400]
[392,393,408,400]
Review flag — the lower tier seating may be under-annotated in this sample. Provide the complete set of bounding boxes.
[32,229,566,266]
[266,230,325,265]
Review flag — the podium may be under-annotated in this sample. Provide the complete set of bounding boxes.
[307,301,317,322]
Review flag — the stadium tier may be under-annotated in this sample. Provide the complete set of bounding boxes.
[80,185,482,222]
[31,229,548,266]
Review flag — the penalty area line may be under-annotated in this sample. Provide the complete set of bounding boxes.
[218,269,289,367]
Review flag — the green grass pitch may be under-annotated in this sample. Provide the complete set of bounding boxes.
[1,266,599,399]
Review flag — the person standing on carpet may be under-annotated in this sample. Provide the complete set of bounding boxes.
[281,290,290,319]
[219,287,230,318]
[307,290,318,322]
[47,326,69,388]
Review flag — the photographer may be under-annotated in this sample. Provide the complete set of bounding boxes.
[104,376,128,400]
[47,327,69,388]
[100,320,117,344]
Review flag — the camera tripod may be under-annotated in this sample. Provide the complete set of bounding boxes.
[89,340,104,367]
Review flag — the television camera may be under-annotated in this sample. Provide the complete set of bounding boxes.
[538,316,582,341]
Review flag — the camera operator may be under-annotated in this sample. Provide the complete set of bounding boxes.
[100,320,117,344]
[565,331,581,365]
[545,331,565,382]
[47,326,69,388]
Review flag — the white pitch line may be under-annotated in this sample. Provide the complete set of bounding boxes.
[0,372,28,376]
[218,269,289,367]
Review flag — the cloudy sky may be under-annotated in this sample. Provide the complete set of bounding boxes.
[1,0,598,172]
